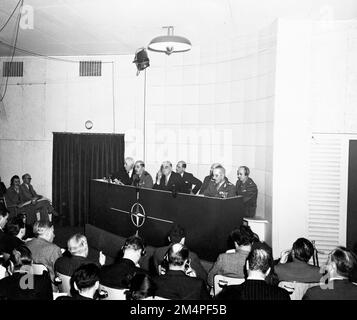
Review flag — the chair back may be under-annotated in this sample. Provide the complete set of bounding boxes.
[213,274,245,296]
[100,285,127,300]
[31,263,48,275]
[57,272,72,294]
[278,281,320,300]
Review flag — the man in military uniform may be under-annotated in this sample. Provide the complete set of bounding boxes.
[203,166,236,198]
[132,160,153,189]
[176,161,202,194]
[199,163,224,194]
[236,166,258,216]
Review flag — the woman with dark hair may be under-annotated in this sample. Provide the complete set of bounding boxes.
[207,225,260,287]
[125,274,159,300]
[0,245,53,300]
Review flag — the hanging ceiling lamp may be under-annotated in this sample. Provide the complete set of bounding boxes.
[148,26,191,55]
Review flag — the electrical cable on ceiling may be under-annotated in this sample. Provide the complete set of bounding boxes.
[0,0,23,33]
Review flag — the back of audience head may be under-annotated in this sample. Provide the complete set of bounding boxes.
[0,209,9,229]
[167,243,189,269]
[291,238,315,263]
[230,225,259,251]
[246,242,273,279]
[71,263,100,298]
[120,235,146,264]
[6,216,26,239]
[326,247,357,280]
[33,220,55,242]
[10,245,32,270]
[67,233,88,258]
[125,274,157,300]
[168,224,186,245]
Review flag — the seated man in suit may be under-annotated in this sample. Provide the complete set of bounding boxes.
[199,163,222,195]
[1,216,26,254]
[208,225,259,287]
[176,161,202,194]
[275,238,321,283]
[19,173,58,224]
[236,166,258,216]
[303,247,357,300]
[216,242,290,300]
[99,235,147,289]
[132,160,153,189]
[57,263,101,300]
[55,233,105,277]
[154,243,210,300]
[203,166,236,198]
[153,161,185,193]
[5,176,22,216]
[112,157,135,185]
[153,224,207,282]
[26,221,62,283]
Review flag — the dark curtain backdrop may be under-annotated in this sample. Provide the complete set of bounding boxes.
[52,132,125,227]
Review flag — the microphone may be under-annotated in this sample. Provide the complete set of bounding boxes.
[172,184,177,198]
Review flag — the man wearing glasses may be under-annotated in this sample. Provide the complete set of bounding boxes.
[132,160,153,189]
[153,161,185,193]
[203,166,236,198]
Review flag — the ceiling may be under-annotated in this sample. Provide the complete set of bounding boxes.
[0,0,357,56]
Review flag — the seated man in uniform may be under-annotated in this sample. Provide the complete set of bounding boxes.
[235,166,258,216]
[176,161,202,194]
[19,173,58,224]
[199,163,222,195]
[132,160,153,189]
[153,161,185,193]
[203,166,236,198]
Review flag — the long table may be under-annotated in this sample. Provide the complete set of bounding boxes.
[89,179,252,261]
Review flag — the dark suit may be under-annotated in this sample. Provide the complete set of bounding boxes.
[99,258,147,289]
[5,186,22,207]
[154,270,210,300]
[275,259,322,283]
[132,171,154,189]
[0,182,6,198]
[199,175,213,194]
[215,279,290,300]
[55,254,96,277]
[303,279,357,300]
[180,172,202,194]
[153,172,185,193]
[19,183,40,202]
[153,245,207,282]
[112,169,134,185]
[0,232,24,254]
[56,293,93,300]
[203,180,236,198]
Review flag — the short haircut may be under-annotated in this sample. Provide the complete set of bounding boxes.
[72,263,100,291]
[6,216,25,236]
[10,245,32,268]
[22,173,30,180]
[330,247,357,279]
[292,238,315,262]
[178,161,187,168]
[67,234,88,256]
[213,166,225,175]
[247,242,273,274]
[162,161,172,168]
[10,175,20,186]
[168,243,189,266]
[126,274,157,300]
[33,220,53,237]
[238,166,250,176]
[230,225,259,247]
[169,224,186,244]
[135,160,145,168]
[123,235,145,252]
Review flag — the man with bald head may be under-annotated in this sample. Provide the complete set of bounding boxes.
[176,161,202,194]
[153,161,185,193]
[199,163,227,195]
[203,166,236,198]
[112,157,135,185]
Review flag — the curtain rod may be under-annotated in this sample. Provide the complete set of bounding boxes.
[52,132,124,136]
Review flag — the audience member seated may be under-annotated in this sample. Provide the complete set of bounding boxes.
[55,233,105,277]
[0,176,6,198]
[26,221,62,282]
[199,163,223,195]
[216,242,290,300]
[275,238,321,283]
[4,176,23,217]
[154,243,210,300]
[0,208,10,254]
[56,263,101,300]
[132,160,153,189]
[99,235,147,289]
[125,273,159,300]
[153,224,207,282]
[0,246,53,300]
[1,216,26,254]
[176,161,202,194]
[19,173,58,224]
[153,161,185,193]
[235,166,258,216]
[303,247,357,300]
[208,225,259,287]
[203,166,236,198]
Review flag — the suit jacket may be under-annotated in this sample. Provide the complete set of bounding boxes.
[0,182,6,197]
[180,172,202,194]
[55,254,96,277]
[19,183,40,202]
[154,270,210,300]
[0,271,53,300]
[0,232,24,254]
[153,172,185,193]
[216,279,290,300]
[203,180,236,198]
[303,279,357,300]
[5,186,22,207]
[153,245,207,282]
[275,259,322,283]
[112,169,135,185]
[56,293,93,300]
[207,249,250,287]
[132,171,154,189]
[99,258,147,289]
[26,237,62,281]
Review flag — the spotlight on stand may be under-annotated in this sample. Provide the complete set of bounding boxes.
[133,48,150,76]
